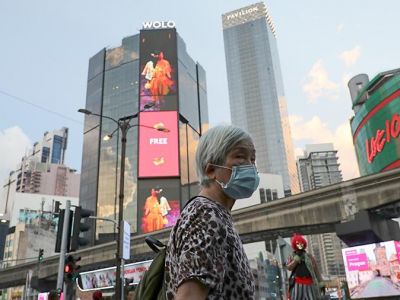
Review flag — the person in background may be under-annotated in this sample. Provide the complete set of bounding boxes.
[286,233,325,300]
[92,290,103,300]
[48,290,59,300]
[165,125,259,299]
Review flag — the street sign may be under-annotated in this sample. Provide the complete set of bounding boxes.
[122,221,130,260]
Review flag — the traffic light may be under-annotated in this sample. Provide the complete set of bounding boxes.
[55,209,73,253]
[70,206,92,251]
[64,255,81,282]
[64,255,74,281]
[38,248,44,262]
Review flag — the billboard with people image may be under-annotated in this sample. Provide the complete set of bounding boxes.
[342,241,400,298]
[137,179,180,234]
[139,28,178,111]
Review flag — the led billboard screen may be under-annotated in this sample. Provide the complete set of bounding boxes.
[351,86,400,176]
[342,241,400,298]
[78,260,152,291]
[138,111,179,178]
[137,179,180,234]
[139,29,178,111]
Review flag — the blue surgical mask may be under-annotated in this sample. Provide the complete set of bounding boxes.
[211,164,260,199]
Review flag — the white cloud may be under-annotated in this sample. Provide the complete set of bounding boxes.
[294,147,304,160]
[337,23,344,33]
[0,127,31,184]
[289,115,359,180]
[303,59,339,103]
[340,46,361,67]
[341,73,352,89]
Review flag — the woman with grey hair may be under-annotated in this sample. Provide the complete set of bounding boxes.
[164,125,259,299]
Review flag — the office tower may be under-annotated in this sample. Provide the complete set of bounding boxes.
[222,2,299,196]
[297,143,345,277]
[348,68,400,176]
[297,144,343,191]
[0,128,79,220]
[80,26,208,244]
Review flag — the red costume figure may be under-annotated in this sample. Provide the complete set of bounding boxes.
[149,52,173,101]
[142,188,164,233]
[286,234,325,300]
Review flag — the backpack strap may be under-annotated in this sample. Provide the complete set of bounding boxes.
[145,236,166,253]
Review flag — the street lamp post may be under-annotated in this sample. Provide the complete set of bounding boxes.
[78,105,166,299]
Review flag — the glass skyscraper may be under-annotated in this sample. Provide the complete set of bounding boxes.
[222,2,299,196]
[80,28,208,245]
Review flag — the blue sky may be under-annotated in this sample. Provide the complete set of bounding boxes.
[1,0,400,186]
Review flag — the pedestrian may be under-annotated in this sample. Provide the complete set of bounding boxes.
[48,290,59,300]
[92,290,102,300]
[164,125,259,299]
[286,233,325,300]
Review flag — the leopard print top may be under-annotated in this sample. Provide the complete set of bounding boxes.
[164,196,255,299]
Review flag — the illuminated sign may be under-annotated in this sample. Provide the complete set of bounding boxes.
[78,260,152,291]
[351,86,400,176]
[225,6,259,20]
[365,113,400,163]
[342,241,400,299]
[142,21,176,30]
[137,178,181,234]
[138,111,179,177]
[139,29,178,111]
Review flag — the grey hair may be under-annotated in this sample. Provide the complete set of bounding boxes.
[196,124,252,186]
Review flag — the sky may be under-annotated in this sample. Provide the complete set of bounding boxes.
[1,0,400,187]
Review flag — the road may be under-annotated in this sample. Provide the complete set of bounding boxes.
[353,277,400,298]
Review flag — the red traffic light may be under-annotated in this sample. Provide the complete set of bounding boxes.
[64,264,71,273]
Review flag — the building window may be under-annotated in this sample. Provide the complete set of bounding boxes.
[272,189,278,200]
[259,188,266,203]
[266,189,272,202]
[41,147,50,163]
[51,135,63,164]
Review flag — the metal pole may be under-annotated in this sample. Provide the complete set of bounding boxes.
[277,237,287,299]
[56,200,71,290]
[114,129,119,240]
[115,122,128,300]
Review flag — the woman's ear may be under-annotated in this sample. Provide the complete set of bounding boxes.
[204,163,216,180]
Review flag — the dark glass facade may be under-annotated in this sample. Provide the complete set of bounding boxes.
[222,3,299,195]
[80,48,105,245]
[80,29,207,245]
[41,147,50,163]
[51,135,63,164]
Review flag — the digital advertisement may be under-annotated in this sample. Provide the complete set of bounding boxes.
[139,28,178,111]
[342,241,400,298]
[352,88,400,176]
[138,111,179,178]
[137,178,181,234]
[78,260,152,291]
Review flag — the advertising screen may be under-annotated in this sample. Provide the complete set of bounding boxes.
[138,111,179,178]
[139,29,178,111]
[352,88,400,176]
[342,241,400,298]
[137,178,180,234]
[78,260,152,291]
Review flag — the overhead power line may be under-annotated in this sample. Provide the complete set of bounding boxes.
[0,89,82,125]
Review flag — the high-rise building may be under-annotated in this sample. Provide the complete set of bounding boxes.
[0,128,79,220]
[297,143,345,278]
[297,144,343,191]
[80,25,208,244]
[222,2,299,196]
[348,68,400,176]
